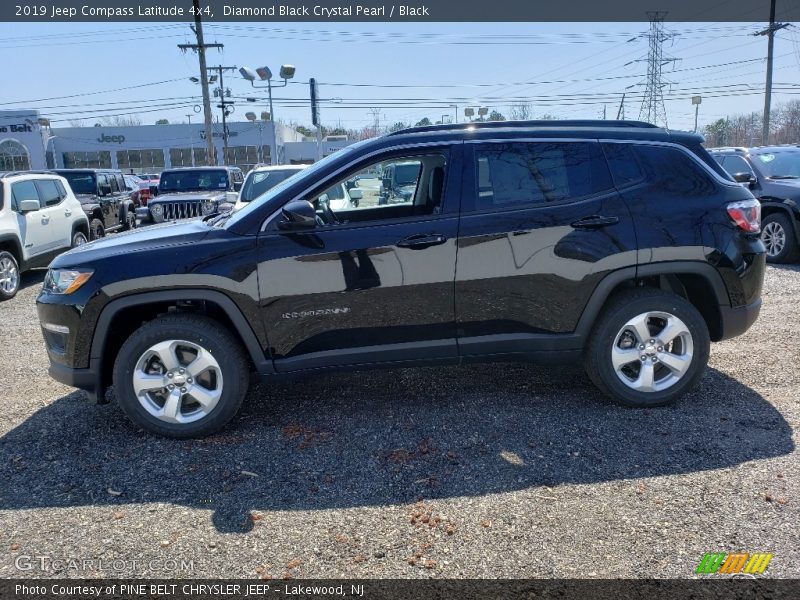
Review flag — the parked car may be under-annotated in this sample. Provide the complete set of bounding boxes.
[0,170,89,300]
[37,120,765,438]
[378,160,422,205]
[137,167,243,224]
[53,169,136,240]
[234,165,306,211]
[709,146,800,263]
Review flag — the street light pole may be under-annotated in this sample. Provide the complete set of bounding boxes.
[267,78,278,165]
[186,114,195,166]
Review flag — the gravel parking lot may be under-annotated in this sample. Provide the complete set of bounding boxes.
[0,265,798,579]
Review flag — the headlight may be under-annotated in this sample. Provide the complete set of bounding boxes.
[151,204,163,215]
[201,199,216,215]
[43,269,94,295]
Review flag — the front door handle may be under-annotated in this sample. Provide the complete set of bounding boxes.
[397,233,448,249]
[571,215,619,229]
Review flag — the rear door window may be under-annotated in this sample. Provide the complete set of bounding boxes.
[602,143,645,188]
[471,141,613,211]
[632,145,715,196]
[34,179,64,207]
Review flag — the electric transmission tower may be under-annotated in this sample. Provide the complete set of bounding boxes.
[637,12,677,128]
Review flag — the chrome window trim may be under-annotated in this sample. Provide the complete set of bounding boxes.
[260,140,459,232]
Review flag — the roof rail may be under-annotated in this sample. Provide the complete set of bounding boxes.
[387,119,660,136]
[707,147,747,153]
[0,170,58,178]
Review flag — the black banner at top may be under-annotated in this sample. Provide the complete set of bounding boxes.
[2,0,799,22]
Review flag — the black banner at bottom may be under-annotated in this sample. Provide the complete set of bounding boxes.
[2,579,800,600]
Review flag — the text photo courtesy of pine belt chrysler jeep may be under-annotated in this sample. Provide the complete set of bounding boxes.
[36,120,765,438]
[0,171,90,300]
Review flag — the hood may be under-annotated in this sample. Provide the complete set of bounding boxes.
[153,191,226,203]
[764,178,800,198]
[75,194,99,205]
[50,220,212,268]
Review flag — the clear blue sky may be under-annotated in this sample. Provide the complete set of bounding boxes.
[1,19,798,133]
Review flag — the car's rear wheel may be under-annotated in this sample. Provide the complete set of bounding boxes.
[761,213,799,264]
[71,231,88,248]
[584,288,710,408]
[90,218,105,240]
[113,314,249,438]
[122,209,136,231]
[0,251,20,301]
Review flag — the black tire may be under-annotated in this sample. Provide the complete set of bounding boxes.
[0,250,20,301]
[112,314,249,438]
[584,288,710,408]
[90,218,105,240]
[71,230,88,248]
[121,207,136,231]
[761,213,800,264]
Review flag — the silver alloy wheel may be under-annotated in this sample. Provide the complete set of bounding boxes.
[132,339,223,424]
[0,256,19,295]
[611,311,694,393]
[73,232,87,247]
[761,221,786,257]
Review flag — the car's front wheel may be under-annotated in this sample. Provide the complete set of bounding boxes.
[584,288,710,408]
[90,218,105,240]
[761,213,799,264]
[112,314,249,438]
[0,251,20,301]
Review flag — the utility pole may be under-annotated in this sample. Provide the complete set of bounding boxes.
[755,0,789,145]
[616,93,626,119]
[637,12,676,128]
[211,66,238,164]
[186,114,195,166]
[178,0,223,165]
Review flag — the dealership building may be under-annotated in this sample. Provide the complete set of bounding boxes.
[0,109,353,173]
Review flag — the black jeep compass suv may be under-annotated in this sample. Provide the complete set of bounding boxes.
[36,120,766,438]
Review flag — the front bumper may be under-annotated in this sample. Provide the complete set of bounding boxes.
[719,297,762,340]
[135,206,152,222]
[48,359,104,402]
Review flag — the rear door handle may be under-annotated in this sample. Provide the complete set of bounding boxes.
[571,215,619,229]
[64,210,72,217]
[397,233,448,249]
[41,217,50,225]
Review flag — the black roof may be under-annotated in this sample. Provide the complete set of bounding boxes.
[384,119,703,145]
[161,166,241,172]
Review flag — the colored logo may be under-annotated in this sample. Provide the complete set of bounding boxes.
[696,552,773,575]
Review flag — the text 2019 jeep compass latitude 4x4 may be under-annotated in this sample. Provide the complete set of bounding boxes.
[36,120,765,438]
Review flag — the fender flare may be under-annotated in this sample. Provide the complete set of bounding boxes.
[574,261,729,338]
[90,289,272,373]
[0,233,23,262]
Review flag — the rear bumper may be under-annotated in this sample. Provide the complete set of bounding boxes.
[48,359,104,403]
[719,297,762,340]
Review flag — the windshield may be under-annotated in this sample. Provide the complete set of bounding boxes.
[240,168,303,202]
[224,139,372,229]
[159,169,229,192]
[753,151,800,179]
[395,163,421,185]
[57,171,96,195]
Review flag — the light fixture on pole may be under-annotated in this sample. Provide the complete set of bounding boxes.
[464,107,475,122]
[691,95,702,133]
[478,107,489,121]
[240,64,296,165]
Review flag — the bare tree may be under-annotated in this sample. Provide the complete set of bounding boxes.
[509,103,532,120]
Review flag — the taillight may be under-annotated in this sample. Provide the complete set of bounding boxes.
[727,199,761,233]
[139,188,151,206]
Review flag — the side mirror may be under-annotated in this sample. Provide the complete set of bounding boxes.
[733,172,757,188]
[18,199,41,213]
[318,193,329,204]
[233,181,243,192]
[278,199,317,230]
[349,188,363,201]
[225,191,239,203]
[150,185,159,197]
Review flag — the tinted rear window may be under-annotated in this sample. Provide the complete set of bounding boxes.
[473,141,613,210]
[633,145,715,196]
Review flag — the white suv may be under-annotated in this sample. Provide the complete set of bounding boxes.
[0,171,90,300]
